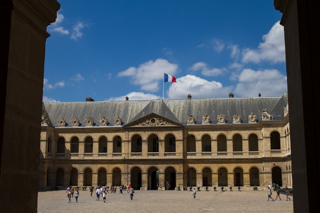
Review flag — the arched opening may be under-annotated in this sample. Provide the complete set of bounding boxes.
[131,134,142,152]
[249,134,258,151]
[85,136,93,153]
[148,134,159,153]
[99,136,107,153]
[98,168,106,186]
[234,167,243,186]
[57,137,65,153]
[148,167,159,190]
[165,167,176,190]
[218,168,228,186]
[217,134,227,152]
[202,168,212,186]
[271,131,281,149]
[165,134,176,152]
[233,134,243,152]
[131,167,142,190]
[55,168,64,186]
[113,136,122,153]
[46,168,50,187]
[250,167,260,186]
[70,168,78,186]
[47,136,52,153]
[272,167,282,186]
[112,168,121,186]
[202,135,211,152]
[70,137,79,153]
[187,135,196,152]
[83,168,92,186]
[187,168,196,186]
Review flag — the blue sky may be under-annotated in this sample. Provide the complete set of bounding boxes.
[43,0,287,102]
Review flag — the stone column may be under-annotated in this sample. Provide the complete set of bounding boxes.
[141,172,147,190]
[196,173,202,187]
[159,140,165,157]
[242,139,249,154]
[92,140,98,158]
[176,172,183,189]
[65,139,71,159]
[175,139,183,157]
[227,139,233,156]
[107,140,113,157]
[243,172,250,187]
[92,172,98,186]
[159,172,165,190]
[212,139,217,157]
[280,136,286,154]
[228,173,233,187]
[0,0,60,212]
[196,139,202,157]
[79,140,85,159]
[212,173,218,187]
[142,139,148,157]
[106,173,112,187]
[78,172,84,187]
[64,171,70,187]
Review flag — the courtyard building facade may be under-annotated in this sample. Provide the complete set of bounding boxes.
[39,93,291,190]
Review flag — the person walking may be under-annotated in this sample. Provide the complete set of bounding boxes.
[285,186,291,201]
[275,188,281,200]
[70,187,74,198]
[129,187,135,200]
[192,188,196,199]
[96,187,101,201]
[103,190,106,203]
[267,186,274,201]
[120,185,123,195]
[75,189,79,203]
[67,190,71,203]
[90,186,93,196]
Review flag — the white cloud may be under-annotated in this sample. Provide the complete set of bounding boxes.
[228,62,243,70]
[43,96,59,102]
[167,74,232,99]
[49,12,70,35]
[190,62,226,77]
[118,58,178,92]
[234,68,287,97]
[108,92,161,101]
[242,21,285,64]
[70,74,84,81]
[228,44,240,60]
[71,22,84,40]
[211,38,225,53]
[43,78,65,90]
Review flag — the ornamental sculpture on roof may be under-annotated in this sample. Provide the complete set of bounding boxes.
[187,115,195,125]
[86,117,94,126]
[57,117,66,127]
[72,117,80,126]
[262,108,273,120]
[41,112,51,125]
[233,113,241,124]
[202,114,210,124]
[136,117,171,127]
[284,103,289,117]
[114,116,122,126]
[248,112,257,123]
[99,116,108,126]
[217,114,225,124]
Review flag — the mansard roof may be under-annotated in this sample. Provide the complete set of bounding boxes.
[42,93,288,127]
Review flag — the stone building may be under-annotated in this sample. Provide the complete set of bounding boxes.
[39,93,291,190]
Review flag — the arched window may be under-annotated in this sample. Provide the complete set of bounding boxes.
[98,168,106,186]
[250,167,260,186]
[148,134,159,152]
[271,131,281,149]
[47,136,52,153]
[83,168,92,186]
[70,168,78,186]
[99,136,107,153]
[202,168,212,186]
[272,167,282,186]
[57,137,65,153]
[202,135,211,152]
[187,168,196,186]
[187,135,196,152]
[112,168,121,186]
[249,134,258,151]
[131,135,142,152]
[218,168,228,186]
[217,135,227,152]
[113,136,122,153]
[85,137,93,153]
[71,137,79,153]
[55,168,64,186]
[165,134,175,152]
[233,134,242,151]
[234,167,243,186]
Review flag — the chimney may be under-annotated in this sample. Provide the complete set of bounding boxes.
[125,96,129,101]
[258,93,261,97]
[187,94,192,100]
[229,93,234,98]
[86,97,94,102]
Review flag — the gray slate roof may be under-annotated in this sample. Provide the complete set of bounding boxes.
[43,94,288,127]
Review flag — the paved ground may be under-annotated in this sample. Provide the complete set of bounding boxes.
[38,189,293,213]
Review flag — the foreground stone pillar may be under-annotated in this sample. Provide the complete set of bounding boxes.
[0,0,60,212]
[274,0,320,211]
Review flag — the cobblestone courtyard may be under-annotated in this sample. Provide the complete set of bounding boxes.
[38,189,293,213]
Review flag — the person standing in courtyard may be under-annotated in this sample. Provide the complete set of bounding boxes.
[275,188,281,200]
[285,186,291,201]
[192,188,196,199]
[70,187,74,198]
[103,190,106,203]
[267,186,274,201]
[90,186,93,196]
[129,187,135,200]
[67,190,71,203]
[96,186,101,201]
[75,189,79,203]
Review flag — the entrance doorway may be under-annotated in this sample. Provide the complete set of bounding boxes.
[131,167,142,190]
[165,167,176,190]
[148,167,159,190]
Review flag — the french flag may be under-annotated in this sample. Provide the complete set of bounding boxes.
[164,73,176,83]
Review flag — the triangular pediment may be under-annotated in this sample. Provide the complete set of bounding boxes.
[125,113,182,127]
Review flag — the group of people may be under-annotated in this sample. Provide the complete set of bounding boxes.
[267,185,292,201]
[66,186,79,203]
[88,185,135,202]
